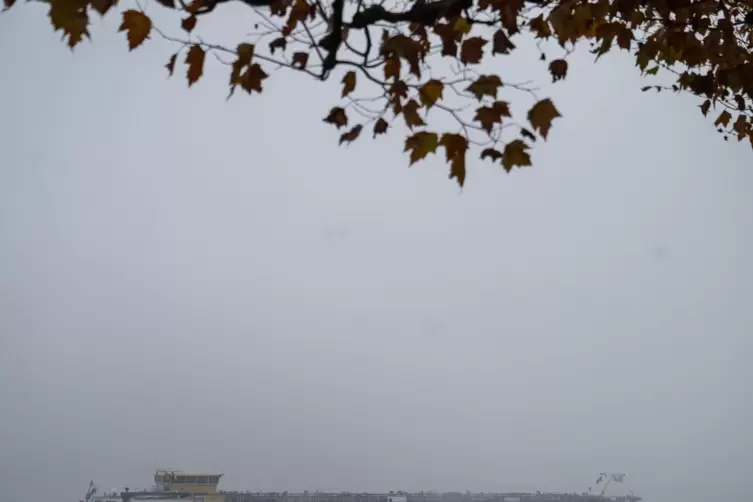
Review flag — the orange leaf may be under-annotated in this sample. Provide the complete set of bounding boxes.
[119,10,151,50]
[460,37,487,64]
[185,44,205,87]
[323,107,348,129]
[528,98,561,139]
[342,71,356,98]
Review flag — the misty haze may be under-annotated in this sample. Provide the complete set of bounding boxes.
[1,1,752,502]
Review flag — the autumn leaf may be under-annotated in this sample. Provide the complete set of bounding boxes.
[419,80,444,109]
[529,14,552,39]
[340,125,363,145]
[165,53,177,76]
[480,148,503,162]
[492,29,515,55]
[239,63,268,94]
[90,0,117,16]
[460,37,487,64]
[439,133,469,186]
[502,140,532,172]
[185,44,205,87]
[700,100,711,116]
[342,71,356,98]
[269,37,286,54]
[474,101,511,132]
[292,52,309,69]
[119,10,151,51]
[404,131,439,164]
[323,107,348,129]
[181,15,197,33]
[715,110,732,127]
[402,99,426,129]
[49,0,90,48]
[549,59,567,82]
[453,17,471,34]
[466,74,503,101]
[528,98,561,139]
[384,57,401,81]
[373,118,389,138]
[3,0,17,8]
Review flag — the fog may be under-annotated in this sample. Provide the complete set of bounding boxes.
[1,3,752,502]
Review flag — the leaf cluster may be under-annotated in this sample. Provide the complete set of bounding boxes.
[6,0,753,186]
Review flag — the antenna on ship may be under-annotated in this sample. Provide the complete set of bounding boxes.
[594,473,627,497]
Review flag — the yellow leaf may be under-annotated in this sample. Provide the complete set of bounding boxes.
[528,98,561,139]
[453,17,471,34]
[119,9,151,51]
[419,79,444,108]
[502,140,532,172]
[404,131,439,165]
[185,44,205,86]
[342,71,356,98]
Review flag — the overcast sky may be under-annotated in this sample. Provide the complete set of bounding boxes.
[1,4,752,502]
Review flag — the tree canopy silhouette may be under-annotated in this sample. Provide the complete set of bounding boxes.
[5,0,753,185]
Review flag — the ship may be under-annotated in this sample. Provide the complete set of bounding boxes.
[83,471,641,502]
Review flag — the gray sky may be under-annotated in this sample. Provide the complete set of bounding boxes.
[1,4,752,502]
